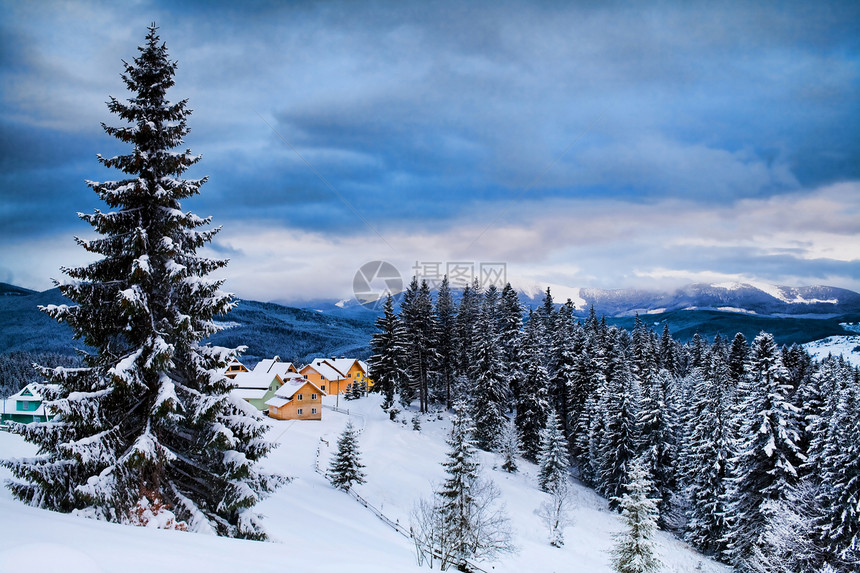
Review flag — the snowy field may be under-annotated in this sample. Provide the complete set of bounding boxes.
[0,394,730,573]
[803,335,860,367]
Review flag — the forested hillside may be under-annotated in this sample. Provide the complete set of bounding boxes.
[368,278,860,572]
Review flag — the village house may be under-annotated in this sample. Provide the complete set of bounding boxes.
[1,383,53,425]
[229,356,301,411]
[223,359,249,379]
[265,378,326,421]
[299,358,370,395]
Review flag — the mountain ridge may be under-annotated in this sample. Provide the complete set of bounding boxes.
[1,282,858,362]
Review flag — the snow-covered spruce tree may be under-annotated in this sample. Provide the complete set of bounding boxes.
[538,410,570,493]
[516,311,550,461]
[401,278,438,412]
[723,332,803,569]
[369,293,405,413]
[413,402,513,570]
[610,458,662,573]
[471,285,508,450]
[454,278,481,378]
[497,282,524,404]
[328,421,366,491]
[683,361,733,557]
[599,342,642,511]
[637,368,679,530]
[809,358,860,570]
[548,300,577,435]
[2,25,284,538]
[498,417,521,473]
[434,276,457,407]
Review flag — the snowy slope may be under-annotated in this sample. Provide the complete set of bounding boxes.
[803,335,860,367]
[0,395,730,573]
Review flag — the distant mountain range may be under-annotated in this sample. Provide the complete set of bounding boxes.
[2,282,858,362]
[289,281,860,348]
[536,282,860,318]
[0,284,376,365]
[293,281,860,319]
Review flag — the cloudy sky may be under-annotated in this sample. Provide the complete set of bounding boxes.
[2,0,858,303]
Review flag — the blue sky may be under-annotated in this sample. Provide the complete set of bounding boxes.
[1,0,858,302]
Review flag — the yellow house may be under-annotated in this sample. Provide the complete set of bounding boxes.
[299,358,370,395]
[266,378,326,420]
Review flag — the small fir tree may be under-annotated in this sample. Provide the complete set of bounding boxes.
[2,25,283,539]
[498,417,521,473]
[611,458,662,573]
[415,402,514,570]
[538,410,570,493]
[328,422,366,491]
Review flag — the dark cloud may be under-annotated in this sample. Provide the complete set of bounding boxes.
[1,0,858,296]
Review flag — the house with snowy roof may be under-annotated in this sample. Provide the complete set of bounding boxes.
[1,383,53,424]
[223,359,249,379]
[265,378,326,420]
[299,358,370,395]
[229,357,302,410]
[253,357,299,379]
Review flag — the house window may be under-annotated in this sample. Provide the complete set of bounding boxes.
[348,373,352,377]
[311,408,318,414]
[297,408,303,415]
[321,385,326,391]
[311,393,317,400]
[297,394,303,401]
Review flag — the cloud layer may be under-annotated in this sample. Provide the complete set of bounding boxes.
[2,1,858,300]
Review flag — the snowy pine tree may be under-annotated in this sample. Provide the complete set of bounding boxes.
[454,279,481,378]
[2,25,284,539]
[328,421,366,491]
[498,417,521,473]
[809,358,860,569]
[498,282,524,404]
[471,285,508,450]
[516,313,550,461]
[683,362,733,557]
[598,342,642,510]
[369,293,406,412]
[723,332,803,569]
[538,410,570,493]
[637,368,679,529]
[434,276,457,407]
[611,458,662,573]
[418,402,513,570]
[401,278,438,412]
[548,300,577,436]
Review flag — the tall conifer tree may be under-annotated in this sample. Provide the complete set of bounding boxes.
[724,332,802,568]
[3,26,283,538]
[369,294,405,411]
[471,285,508,450]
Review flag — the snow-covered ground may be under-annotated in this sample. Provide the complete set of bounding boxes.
[0,394,730,573]
[803,335,860,367]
